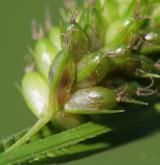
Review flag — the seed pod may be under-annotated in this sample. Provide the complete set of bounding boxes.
[76,51,112,89]
[33,38,57,79]
[48,26,61,51]
[76,45,131,89]
[105,9,150,46]
[64,86,147,115]
[102,0,119,25]
[46,49,84,129]
[61,16,89,62]
[80,0,105,51]
[53,111,84,130]
[105,45,131,71]
[64,87,119,114]
[21,72,50,118]
[105,17,134,46]
[49,50,75,107]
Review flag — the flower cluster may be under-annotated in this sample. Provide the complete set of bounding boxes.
[5,0,160,153]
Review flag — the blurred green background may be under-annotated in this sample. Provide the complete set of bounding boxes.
[0,0,160,165]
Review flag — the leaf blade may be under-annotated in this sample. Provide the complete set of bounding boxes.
[0,122,110,165]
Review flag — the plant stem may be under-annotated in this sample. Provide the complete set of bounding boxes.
[4,116,51,153]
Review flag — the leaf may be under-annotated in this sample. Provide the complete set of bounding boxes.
[28,142,109,164]
[0,122,110,165]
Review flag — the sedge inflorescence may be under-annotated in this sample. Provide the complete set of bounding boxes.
[4,0,160,154]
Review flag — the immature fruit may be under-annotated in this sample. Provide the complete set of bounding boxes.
[53,111,84,130]
[33,38,57,79]
[48,26,61,51]
[64,87,117,112]
[49,50,75,107]
[62,19,89,62]
[76,45,131,89]
[105,17,134,46]
[76,51,112,89]
[80,0,105,51]
[21,71,50,118]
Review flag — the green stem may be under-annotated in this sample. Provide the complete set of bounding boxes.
[4,116,51,153]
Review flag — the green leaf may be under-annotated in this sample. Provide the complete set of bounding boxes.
[28,142,109,163]
[0,122,110,165]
